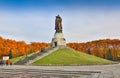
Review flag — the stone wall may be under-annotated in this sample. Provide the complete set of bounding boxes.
[51,32,66,47]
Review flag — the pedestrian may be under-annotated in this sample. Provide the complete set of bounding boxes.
[9,60,12,66]
[0,59,1,65]
[1,59,4,65]
[6,60,8,65]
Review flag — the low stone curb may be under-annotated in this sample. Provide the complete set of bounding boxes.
[31,62,118,66]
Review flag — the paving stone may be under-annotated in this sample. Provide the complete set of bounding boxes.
[103,72,114,78]
[0,63,120,78]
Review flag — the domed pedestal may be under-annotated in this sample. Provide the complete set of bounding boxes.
[51,32,66,47]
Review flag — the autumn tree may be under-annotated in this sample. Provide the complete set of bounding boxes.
[29,48,33,54]
[9,48,13,59]
[0,36,49,58]
[106,48,113,60]
[67,39,120,60]
[87,48,91,55]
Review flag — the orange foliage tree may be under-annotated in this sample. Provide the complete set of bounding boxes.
[0,36,49,59]
[67,39,120,60]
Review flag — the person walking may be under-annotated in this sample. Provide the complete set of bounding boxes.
[1,59,4,66]
[9,60,12,66]
[0,59,1,65]
[6,60,8,65]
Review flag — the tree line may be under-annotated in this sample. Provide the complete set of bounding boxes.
[0,36,49,59]
[67,39,120,61]
[0,36,120,61]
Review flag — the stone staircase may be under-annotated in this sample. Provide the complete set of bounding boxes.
[14,47,59,65]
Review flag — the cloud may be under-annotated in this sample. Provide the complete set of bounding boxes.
[62,9,120,42]
[0,10,55,43]
[0,8,120,43]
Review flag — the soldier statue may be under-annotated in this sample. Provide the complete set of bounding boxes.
[55,15,62,33]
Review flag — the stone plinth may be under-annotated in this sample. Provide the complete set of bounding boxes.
[51,32,66,47]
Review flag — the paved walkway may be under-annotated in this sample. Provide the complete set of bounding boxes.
[0,63,120,78]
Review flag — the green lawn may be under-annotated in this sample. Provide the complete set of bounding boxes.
[11,56,22,63]
[11,52,38,63]
[33,48,113,65]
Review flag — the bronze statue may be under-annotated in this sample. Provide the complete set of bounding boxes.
[55,15,62,33]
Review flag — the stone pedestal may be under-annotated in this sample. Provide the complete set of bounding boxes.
[51,32,66,47]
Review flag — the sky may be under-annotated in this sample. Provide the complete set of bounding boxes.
[0,0,120,43]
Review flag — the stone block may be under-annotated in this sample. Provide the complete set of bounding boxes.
[51,32,66,47]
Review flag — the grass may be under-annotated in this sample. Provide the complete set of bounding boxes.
[11,56,22,63]
[33,48,113,65]
[11,52,38,63]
